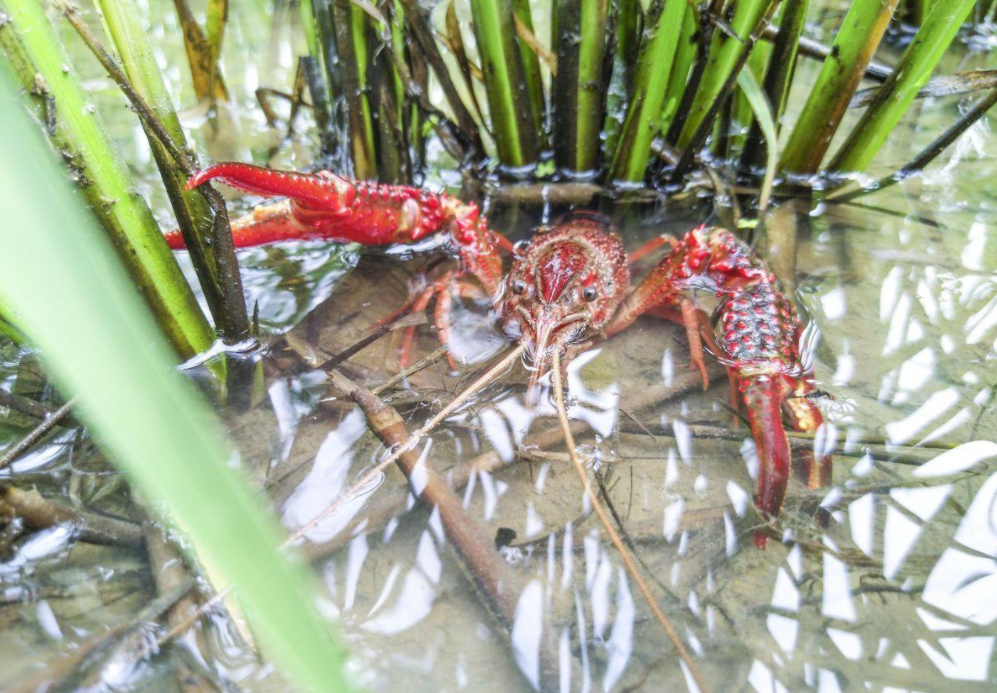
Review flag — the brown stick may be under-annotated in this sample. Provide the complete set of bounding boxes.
[0,396,77,471]
[333,370,563,690]
[0,485,144,548]
[144,521,216,693]
[0,390,76,425]
[551,351,711,693]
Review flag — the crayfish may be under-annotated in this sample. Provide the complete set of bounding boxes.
[173,163,833,689]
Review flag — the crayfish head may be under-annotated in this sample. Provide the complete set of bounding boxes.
[497,214,629,399]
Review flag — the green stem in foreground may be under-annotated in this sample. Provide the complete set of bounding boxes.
[0,0,212,360]
[0,64,354,693]
[828,0,977,174]
[469,0,539,168]
[778,0,900,175]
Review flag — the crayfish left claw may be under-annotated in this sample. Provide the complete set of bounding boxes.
[741,376,792,549]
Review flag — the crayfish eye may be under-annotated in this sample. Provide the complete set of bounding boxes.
[582,286,598,302]
[511,279,527,295]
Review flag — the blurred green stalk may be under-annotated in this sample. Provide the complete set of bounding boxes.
[0,0,212,360]
[829,0,977,173]
[779,0,900,175]
[0,63,354,693]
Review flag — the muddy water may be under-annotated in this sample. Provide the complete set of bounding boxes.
[1,3,997,693]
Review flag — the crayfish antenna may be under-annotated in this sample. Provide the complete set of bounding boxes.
[550,351,711,693]
[287,343,527,544]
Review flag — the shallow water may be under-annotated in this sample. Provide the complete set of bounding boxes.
[1,2,997,692]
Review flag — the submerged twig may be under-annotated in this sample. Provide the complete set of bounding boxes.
[850,69,997,108]
[550,351,710,693]
[0,484,144,547]
[0,389,76,425]
[0,396,77,471]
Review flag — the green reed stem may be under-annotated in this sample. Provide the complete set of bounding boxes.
[615,0,642,90]
[205,0,228,100]
[469,0,539,167]
[334,0,378,179]
[91,0,249,344]
[609,0,687,182]
[779,0,900,175]
[674,0,774,150]
[0,0,212,360]
[172,0,229,102]
[659,3,696,136]
[552,0,611,174]
[828,0,977,173]
[512,0,546,144]
[740,0,809,173]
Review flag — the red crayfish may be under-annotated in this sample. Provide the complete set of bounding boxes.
[173,163,831,548]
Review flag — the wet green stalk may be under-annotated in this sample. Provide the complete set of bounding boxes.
[0,0,212,360]
[727,28,773,157]
[614,0,642,91]
[92,0,249,344]
[740,0,809,172]
[205,0,228,100]
[333,0,378,179]
[829,0,977,173]
[609,0,687,182]
[674,0,775,149]
[658,3,696,136]
[512,0,546,144]
[552,0,611,174]
[468,0,539,167]
[172,0,229,102]
[779,0,900,175]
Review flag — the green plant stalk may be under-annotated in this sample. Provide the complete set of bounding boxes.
[468,0,539,167]
[205,0,228,101]
[727,35,772,156]
[172,0,229,102]
[828,0,977,173]
[0,64,354,693]
[299,0,322,60]
[94,0,249,344]
[608,0,687,182]
[779,0,900,175]
[0,0,212,360]
[334,0,378,179]
[658,2,696,135]
[675,0,774,149]
[552,0,610,173]
[512,0,546,143]
[614,0,642,90]
[740,0,809,172]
